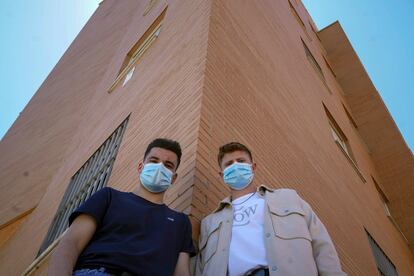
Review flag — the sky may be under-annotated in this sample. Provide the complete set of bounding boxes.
[0,1,413,153]
[302,0,414,152]
[0,0,101,139]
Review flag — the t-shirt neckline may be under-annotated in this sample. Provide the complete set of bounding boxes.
[128,192,166,207]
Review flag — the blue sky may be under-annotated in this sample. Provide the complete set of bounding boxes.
[302,0,414,152]
[1,1,413,153]
[0,0,100,139]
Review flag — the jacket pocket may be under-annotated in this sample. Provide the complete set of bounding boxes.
[268,204,312,241]
[199,220,222,269]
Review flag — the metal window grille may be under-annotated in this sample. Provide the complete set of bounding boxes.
[366,231,398,276]
[38,118,129,255]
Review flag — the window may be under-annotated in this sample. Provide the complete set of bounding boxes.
[108,8,167,93]
[366,230,398,276]
[330,121,350,156]
[371,176,409,243]
[289,0,306,32]
[38,118,129,255]
[289,1,312,41]
[372,176,391,217]
[323,105,351,157]
[342,103,358,129]
[324,105,365,182]
[309,20,321,41]
[323,55,336,78]
[302,39,324,80]
[324,106,353,159]
[302,39,332,94]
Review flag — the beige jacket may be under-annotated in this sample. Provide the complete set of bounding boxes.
[195,185,346,276]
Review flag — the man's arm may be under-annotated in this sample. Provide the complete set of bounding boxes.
[173,252,191,276]
[48,214,97,276]
[301,199,347,276]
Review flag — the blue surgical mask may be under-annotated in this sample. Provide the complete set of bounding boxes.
[223,162,254,190]
[140,163,173,193]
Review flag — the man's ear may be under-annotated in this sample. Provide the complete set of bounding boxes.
[218,171,224,184]
[252,162,257,173]
[171,173,178,184]
[137,161,144,173]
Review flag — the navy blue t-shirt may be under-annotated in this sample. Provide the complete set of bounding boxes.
[69,187,195,276]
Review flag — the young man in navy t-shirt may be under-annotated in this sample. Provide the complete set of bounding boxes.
[48,138,195,276]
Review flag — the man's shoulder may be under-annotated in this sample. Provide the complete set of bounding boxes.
[103,186,124,194]
[263,187,311,214]
[201,207,227,226]
[97,186,118,195]
[265,187,304,200]
[269,187,299,195]
[102,186,136,198]
[96,187,150,205]
[202,211,217,222]
[87,186,115,201]
[166,207,186,216]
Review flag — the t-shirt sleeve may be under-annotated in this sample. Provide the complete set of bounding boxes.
[180,214,196,257]
[68,187,111,227]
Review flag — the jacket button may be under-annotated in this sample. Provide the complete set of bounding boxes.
[265,233,271,238]
[284,209,289,213]
[272,265,278,271]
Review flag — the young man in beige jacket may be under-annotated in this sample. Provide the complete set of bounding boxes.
[196,142,346,276]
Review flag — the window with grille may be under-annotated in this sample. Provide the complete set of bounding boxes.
[38,118,129,255]
[366,231,398,276]
[108,7,167,93]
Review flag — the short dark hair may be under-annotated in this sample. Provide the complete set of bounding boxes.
[144,138,182,169]
[217,142,253,168]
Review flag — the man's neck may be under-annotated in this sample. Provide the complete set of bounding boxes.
[133,184,164,204]
[231,183,257,201]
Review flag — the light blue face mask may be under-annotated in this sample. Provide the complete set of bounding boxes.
[223,162,254,190]
[140,163,173,193]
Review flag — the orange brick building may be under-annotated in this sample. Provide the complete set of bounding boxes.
[0,1,413,275]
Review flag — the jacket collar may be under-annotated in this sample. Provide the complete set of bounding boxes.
[213,184,274,213]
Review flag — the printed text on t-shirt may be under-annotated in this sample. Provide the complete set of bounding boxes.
[233,204,258,227]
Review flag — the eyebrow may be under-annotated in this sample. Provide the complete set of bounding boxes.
[164,160,176,169]
[148,156,176,169]
[148,156,160,162]
[224,160,234,167]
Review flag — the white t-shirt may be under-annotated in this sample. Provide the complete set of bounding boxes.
[228,192,268,276]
